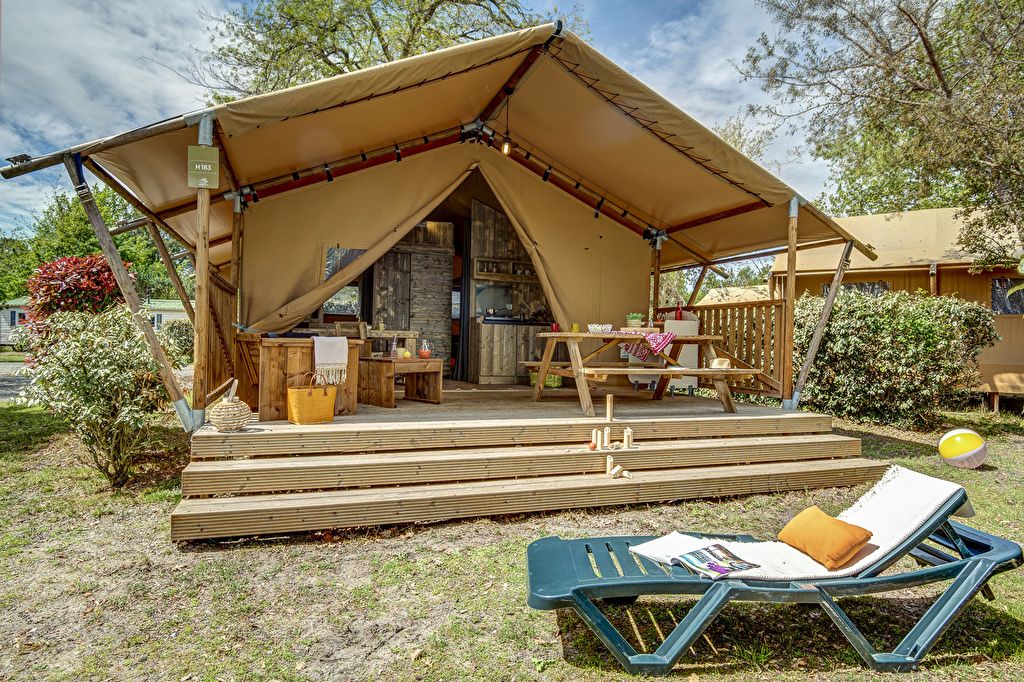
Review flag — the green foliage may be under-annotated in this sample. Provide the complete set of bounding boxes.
[742,0,1024,265]
[190,0,584,100]
[16,305,167,488]
[793,290,999,426]
[0,185,186,303]
[161,318,195,365]
[25,255,124,320]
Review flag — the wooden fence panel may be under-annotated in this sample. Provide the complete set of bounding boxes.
[672,300,785,398]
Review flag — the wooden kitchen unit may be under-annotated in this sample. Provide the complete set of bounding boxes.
[258,337,364,421]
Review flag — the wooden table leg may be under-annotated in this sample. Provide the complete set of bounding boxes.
[652,340,686,400]
[532,337,557,402]
[566,339,595,417]
[700,342,737,412]
[712,378,738,413]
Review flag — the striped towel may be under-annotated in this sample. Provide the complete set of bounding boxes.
[621,331,676,362]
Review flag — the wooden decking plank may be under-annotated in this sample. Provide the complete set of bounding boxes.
[181,434,861,496]
[190,412,834,459]
[170,458,887,541]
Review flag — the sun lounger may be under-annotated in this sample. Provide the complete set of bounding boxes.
[526,466,1022,674]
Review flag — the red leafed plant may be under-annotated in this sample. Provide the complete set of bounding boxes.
[26,255,128,320]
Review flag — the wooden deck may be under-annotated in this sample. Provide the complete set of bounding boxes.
[172,388,886,541]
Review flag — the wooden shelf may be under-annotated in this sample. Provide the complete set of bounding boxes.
[473,271,540,283]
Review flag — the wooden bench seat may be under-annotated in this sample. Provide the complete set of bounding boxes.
[580,367,755,377]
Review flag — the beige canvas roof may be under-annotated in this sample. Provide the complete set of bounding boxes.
[3,23,872,266]
[771,207,972,273]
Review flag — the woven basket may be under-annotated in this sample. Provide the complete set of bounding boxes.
[209,397,252,432]
[287,373,337,425]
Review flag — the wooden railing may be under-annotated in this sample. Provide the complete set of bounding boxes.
[205,278,238,403]
[659,300,785,397]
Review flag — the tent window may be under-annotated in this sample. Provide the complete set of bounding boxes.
[322,245,367,318]
[992,277,1024,314]
[822,281,890,297]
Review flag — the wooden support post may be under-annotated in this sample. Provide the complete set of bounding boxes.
[62,155,192,431]
[686,266,708,307]
[146,222,195,324]
[782,197,799,405]
[230,205,242,289]
[652,247,662,313]
[787,241,855,410]
[192,114,215,425]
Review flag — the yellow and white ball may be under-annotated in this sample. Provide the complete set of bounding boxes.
[938,429,988,469]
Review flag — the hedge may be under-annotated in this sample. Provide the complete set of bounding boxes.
[793,290,999,426]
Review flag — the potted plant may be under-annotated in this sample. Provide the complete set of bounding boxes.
[625,312,645,328]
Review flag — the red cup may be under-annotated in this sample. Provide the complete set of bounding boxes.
[551,323,560,332]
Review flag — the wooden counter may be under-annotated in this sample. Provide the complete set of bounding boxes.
[258,337,364,421]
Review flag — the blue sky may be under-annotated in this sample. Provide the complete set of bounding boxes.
[0,0,826,232]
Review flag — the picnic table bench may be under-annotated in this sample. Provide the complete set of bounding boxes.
[526,332,752,416]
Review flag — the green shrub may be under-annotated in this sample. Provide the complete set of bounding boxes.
[794,290,999,426]
[160,317,194,365]
[16,305,166,487]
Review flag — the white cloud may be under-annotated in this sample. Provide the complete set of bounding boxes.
[0,0,228,229]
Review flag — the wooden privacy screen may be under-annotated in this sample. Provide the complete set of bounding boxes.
[681,300,785,397]
[206,278,238,402]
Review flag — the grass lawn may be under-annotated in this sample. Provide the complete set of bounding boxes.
[0,402,1021,681]
[0,351,26,362]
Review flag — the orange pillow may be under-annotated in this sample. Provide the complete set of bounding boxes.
[778,506,873,570]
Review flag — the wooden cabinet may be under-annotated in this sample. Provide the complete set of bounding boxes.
[470,321,549,384]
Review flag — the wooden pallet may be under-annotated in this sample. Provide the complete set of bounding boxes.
[181,433,860,496]
[189,412,833,459]
[171,458,887,541]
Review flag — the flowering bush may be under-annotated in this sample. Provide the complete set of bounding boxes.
[793,290,999,426]
[17,305,166,487]
[160,318,194,365]
[26,255,126,320]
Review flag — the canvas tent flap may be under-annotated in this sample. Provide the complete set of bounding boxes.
[243,152,479,331]
[241,142,651,333]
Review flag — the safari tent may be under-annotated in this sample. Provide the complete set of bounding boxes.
[771,207,1024,408]
[1,23,886,540]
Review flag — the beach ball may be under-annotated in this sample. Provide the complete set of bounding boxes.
[938,429,988,469]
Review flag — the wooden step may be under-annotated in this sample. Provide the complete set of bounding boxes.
[181,434,861,496]
[170,458,887,541]
[190,412,833,459]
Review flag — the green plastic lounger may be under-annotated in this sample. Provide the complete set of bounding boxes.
[527,466,1022,674]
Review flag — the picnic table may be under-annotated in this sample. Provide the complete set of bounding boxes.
[526,332,754,416]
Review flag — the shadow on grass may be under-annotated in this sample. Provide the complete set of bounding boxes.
[834,426,937,461]
[125,420,192,496]
[0,403,69,459]
[556,593,1024,675]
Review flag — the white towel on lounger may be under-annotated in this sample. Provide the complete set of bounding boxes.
[313,335,348,385]
[633,466,966,582]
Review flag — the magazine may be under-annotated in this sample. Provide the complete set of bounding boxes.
[629,531,759,580]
